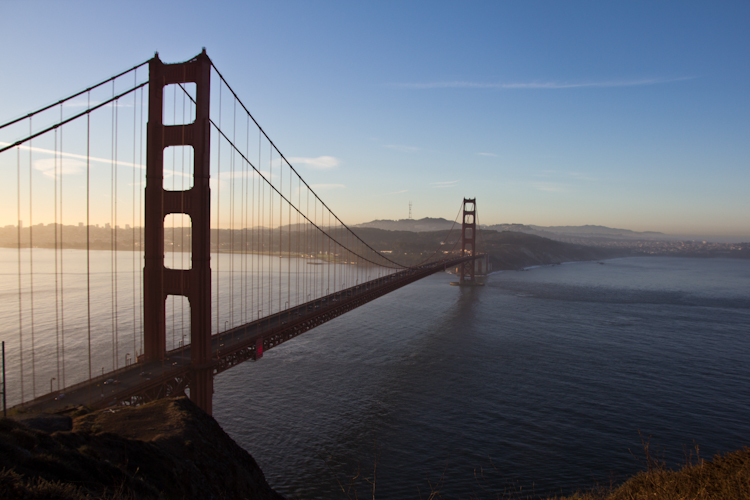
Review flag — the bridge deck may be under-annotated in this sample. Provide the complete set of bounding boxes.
[18,255,481,413]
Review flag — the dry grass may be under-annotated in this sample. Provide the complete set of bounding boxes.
[329,434,750,500]
[548,438,750,500]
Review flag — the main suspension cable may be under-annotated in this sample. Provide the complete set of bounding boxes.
[185,67,407,269]
[0,59,149,131]
[0,82,149,155]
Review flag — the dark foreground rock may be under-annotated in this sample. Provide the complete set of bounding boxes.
[0,397,285,500]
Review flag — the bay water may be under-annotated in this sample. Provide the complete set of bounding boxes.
[212,257,750,499]
[1,251,747,498]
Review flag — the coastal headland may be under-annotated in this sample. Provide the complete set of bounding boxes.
[1,398,284,500]
[2,398,748,499]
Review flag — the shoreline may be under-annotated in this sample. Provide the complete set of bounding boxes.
[3,399,748,499]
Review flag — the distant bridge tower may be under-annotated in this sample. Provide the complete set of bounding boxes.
[144,50,214,414]
[459,198,476,285]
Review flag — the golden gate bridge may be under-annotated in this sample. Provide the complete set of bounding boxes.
[0,50,485,415]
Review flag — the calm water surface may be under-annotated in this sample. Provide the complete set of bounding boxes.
[213,257,750,499]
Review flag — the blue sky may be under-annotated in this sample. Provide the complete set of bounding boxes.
[2,1,748,238]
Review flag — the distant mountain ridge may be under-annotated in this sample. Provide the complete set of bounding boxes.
[355,218,666,240]
[355,217,457,232]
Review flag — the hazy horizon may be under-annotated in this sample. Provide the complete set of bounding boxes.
[3,218,748,243]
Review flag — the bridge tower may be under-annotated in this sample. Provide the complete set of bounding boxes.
[144,50,214,414]
[459,198,476,284]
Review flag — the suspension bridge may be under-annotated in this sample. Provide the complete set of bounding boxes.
[0,50,485,416]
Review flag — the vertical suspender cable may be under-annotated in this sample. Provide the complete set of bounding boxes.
[54,127,60,391]
[288,162,291,310]
[86,92,92,402]
[251,126,256,321]
[253,130,263,320]
[278,150,282,318]
[268,147,272,319]
[241,113,246,325]
[132,70,138,360]
[138,85,144,358]
[17,146,24,403]
[59,106,66,388]
[114,97,120,368]
[304,185,307,303]
[29,118,36,399]
[259,133,264,320]
[216,82,222,333]
[110,82,116,371]
[247,116,252,323]
[296,174,300,307]
[230,99,236,329]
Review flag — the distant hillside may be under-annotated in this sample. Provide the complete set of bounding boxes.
[352,227,617,269]
[355,217,455,232]
[356,218,666,241]
[485,223,666,241]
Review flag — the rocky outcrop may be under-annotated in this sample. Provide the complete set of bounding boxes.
[0,397,284,500]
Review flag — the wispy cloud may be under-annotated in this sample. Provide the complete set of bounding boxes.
[287,156,340,170]
[392,76,694,90]
[2,143,144,170]
[387,189,408,195]
[34,158,86,178]
[477,152,498,157]
[384,144,420,153]
[430,180,458,189]
[310,183,345,190]
[532,182,568,193]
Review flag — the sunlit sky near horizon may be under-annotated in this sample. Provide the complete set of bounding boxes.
[2,1,748,239]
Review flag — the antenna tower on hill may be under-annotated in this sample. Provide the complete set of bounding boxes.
[409,201,413,219]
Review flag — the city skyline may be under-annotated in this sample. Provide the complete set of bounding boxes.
[2,2,748,239]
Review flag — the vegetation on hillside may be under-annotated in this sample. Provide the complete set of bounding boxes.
[352,227,619,269]
[550,446,750,500]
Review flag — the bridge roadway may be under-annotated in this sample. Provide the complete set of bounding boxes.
[19,254,482,414]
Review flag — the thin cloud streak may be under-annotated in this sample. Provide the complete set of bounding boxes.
[393,76,694,90]
[532,182,568,193]
[477,152,498,157]
[1,142,144,170]
[33,158,86,178]
[430,180,458,189]
[287,156,340,170]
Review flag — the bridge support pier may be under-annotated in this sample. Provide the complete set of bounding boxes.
[191,366,214,414]
[144,50,214,414]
